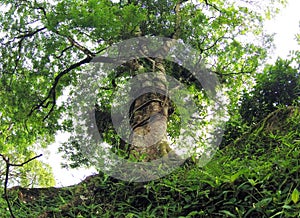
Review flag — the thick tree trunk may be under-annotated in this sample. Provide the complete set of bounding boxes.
[129,60,173,161]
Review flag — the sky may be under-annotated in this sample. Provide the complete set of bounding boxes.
[264,0,300,63]
[40,0,300,187]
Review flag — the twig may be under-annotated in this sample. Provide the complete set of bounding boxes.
[203,0,223,13]
[201,28,230,52]
[53,45,74,59]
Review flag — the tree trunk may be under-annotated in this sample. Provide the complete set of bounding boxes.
[128,59,173,161]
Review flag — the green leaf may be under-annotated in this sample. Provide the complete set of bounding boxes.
[248,179,257,186]
[219,210,236,217]
[291,188,299,204]
[255,198,272,208]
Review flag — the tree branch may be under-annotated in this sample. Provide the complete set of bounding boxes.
[28,56,93,120]
[90,56,129,64]
[0,153,42,218]
[172,0,188,40]
[66,36,95,58]
[9,154,43,167]
[53,29,96,58]
[201,28,230,52]
[15,27,47,39]
[212,70,254,77]
[203,0,223,13]
[212,59,258,77]
[27,27,110,120]
[53,45,74,59]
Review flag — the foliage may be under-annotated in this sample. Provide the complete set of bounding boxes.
[0,0,284,177]
[1,106,299,217]
[221,56,300,147]
[0,0,298,217]
[240,58,300,126]
[0,0,298,216]
[53,0,276,167]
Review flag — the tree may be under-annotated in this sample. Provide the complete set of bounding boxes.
[0,0,286,184]
[221,55,300,148]
[240,57,300,126]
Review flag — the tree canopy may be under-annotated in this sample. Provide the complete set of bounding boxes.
[0,0,290,185]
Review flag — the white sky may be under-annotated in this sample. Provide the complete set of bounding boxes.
[264,0,300,63]
[40,0,300,187]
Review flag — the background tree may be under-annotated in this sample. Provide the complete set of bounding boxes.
[240,57,300,125]
[0,0,287,185]
[221,55,300,147]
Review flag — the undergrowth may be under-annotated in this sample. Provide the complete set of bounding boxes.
[1,107,299,217]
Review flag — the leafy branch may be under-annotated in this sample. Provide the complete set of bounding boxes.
[199,28,230,53]
[28,56,93,121]
[27,26,114,120]
[0,153,43,218]
[28,53,119,121]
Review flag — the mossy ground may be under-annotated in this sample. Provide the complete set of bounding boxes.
[1,107,300,217]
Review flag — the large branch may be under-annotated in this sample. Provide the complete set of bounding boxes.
[28,56,93,120]
[27,29,125,120]
[7,27,47,75]
[172,0,187,40]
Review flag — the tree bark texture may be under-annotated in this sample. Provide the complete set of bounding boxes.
[129,60,173,161]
